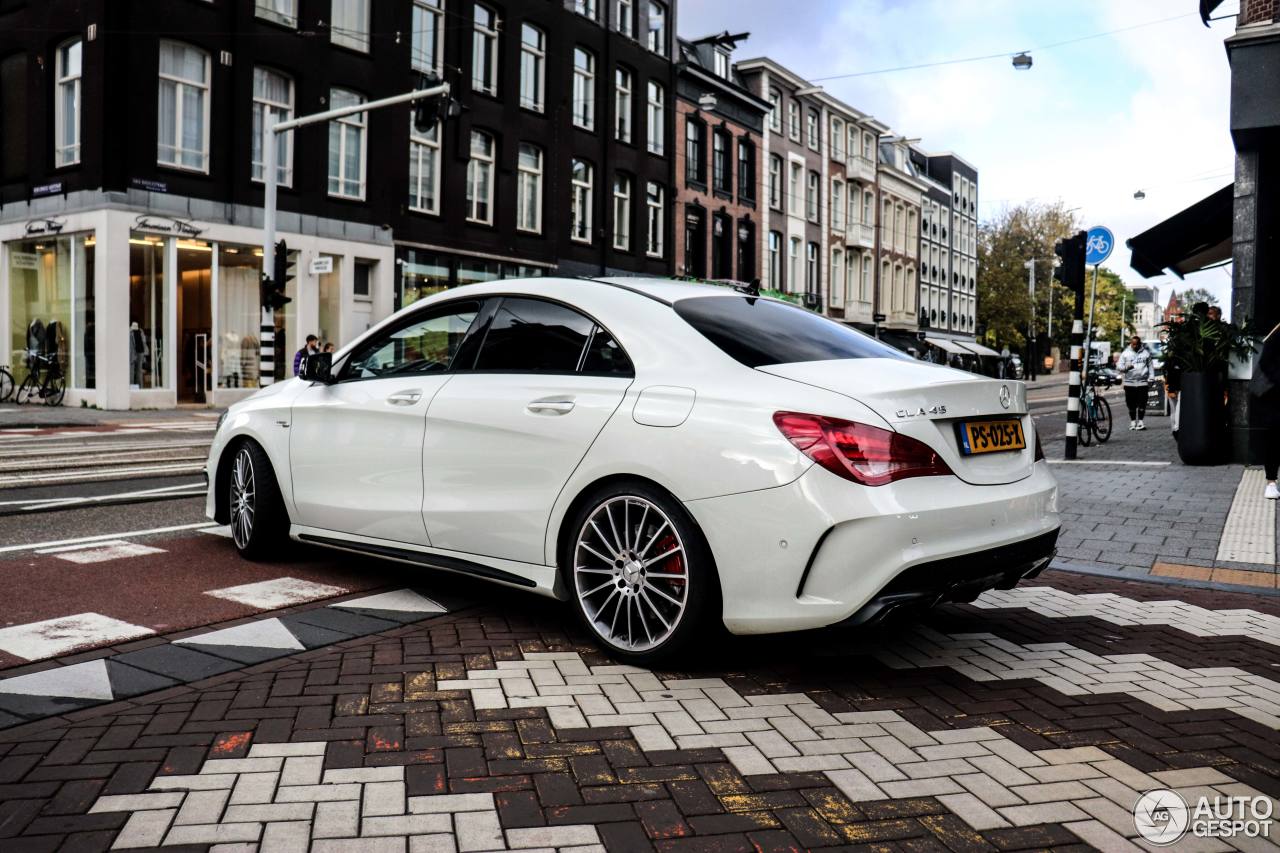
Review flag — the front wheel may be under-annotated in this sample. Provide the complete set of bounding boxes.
[566,483,716,665]
[1078,406,1094,447]
[227,441,289,559]
[1093,396,1112,443]
[15,372,39,405]
[0,368,13,402]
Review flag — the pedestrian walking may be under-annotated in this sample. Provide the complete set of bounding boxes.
[1116,334,1154,430]
[1250,321,1280,499]
[293,334,319,376]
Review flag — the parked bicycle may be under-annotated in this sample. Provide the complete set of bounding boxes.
[0,365,13,402]
[16,350,65,406]
[1077,373,1113,446]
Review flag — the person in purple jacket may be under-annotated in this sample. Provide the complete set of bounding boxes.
[293,334,319,376]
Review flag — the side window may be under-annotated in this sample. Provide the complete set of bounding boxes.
[473,298,596,373]
[340,300,480,380]
[582,327,633,376]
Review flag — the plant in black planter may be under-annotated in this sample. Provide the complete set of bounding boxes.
[1157,312,1257,465]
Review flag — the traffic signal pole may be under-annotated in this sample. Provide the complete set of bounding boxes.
[259,81,451,385]
[1056,231,1087,460]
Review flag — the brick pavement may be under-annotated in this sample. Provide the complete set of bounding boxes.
[1,570,1278,852]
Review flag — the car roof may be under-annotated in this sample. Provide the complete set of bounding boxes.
[589,276,744,305]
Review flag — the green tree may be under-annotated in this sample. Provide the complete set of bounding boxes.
[1082,267,1133,350]
[1177,287,1218,308]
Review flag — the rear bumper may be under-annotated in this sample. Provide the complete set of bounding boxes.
[684,461,1060,635]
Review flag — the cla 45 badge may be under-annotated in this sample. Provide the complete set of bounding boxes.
[896,404,948,418]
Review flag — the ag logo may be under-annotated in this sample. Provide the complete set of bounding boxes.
[1134,789,1189,845]
[998,385,1012,410]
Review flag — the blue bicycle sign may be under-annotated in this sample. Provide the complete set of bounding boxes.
[1086,225,1114,265]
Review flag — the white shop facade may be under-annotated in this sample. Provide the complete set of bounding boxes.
[1,199,394,410]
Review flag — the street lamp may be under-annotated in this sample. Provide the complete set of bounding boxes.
[1133,189,1146,200]
[1011,52,1033,70]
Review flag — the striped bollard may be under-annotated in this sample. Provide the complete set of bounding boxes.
[1065,319,1084,459]
[260,307,275,387]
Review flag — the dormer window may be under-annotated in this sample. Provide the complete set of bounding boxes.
[713,49,730,79]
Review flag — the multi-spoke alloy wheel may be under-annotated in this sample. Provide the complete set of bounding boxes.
[573,495,690,654]
[230,447,256,550]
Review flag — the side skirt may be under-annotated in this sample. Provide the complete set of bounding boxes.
[297,532,542,589]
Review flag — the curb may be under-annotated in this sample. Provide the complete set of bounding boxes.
[1049,557,1280,598]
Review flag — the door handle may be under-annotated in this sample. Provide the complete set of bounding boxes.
[386,389,423,406]
[527,398,575,415]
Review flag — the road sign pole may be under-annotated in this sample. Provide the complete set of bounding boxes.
[1084,263,1100,363]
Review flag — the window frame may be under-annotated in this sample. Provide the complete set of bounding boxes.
[768,155,781,210]
[574,0,597,20]
[645,80,664,155]
[806,109,820,151]
[411,0,444,74]
[787,101,800,141]
[645,181,664,258]
[327,87,367,199]
[616,0,634,37]
[614,65,632,143]
[156,40,211,173]
[646,0,667,54]
[54,38,82,167]
[256,0,298,28]
[806,170,820,223]
[736,138,754,202]
[252,66,294,186]
[468,295,635,377]
[831,178,843,231]
[684,116,706,186]
[612,173,632,251]
[330,0,371,52]
[572,47,596,131]
[712,128,731,194]
[472,3,499,96]
[408,119,441,215]
[518,22,545,112]
[466,129,496,225]
[571,158,595,244]
[768,88,781,132]
[516,142,543,234]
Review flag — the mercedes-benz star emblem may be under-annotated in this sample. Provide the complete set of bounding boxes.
[998,385,1012,410]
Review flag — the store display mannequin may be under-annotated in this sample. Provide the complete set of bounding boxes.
[129,322,148,388]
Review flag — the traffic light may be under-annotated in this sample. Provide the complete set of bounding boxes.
[261,239,293,311]
[1053,231,1086,298]
[413,73,439,133]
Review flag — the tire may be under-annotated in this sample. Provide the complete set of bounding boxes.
[0,368,13,402]
[1093,396,1112,443]
[564,481,717,665]
[15,372,39,405]
[1078,405,1093,447]
[226,440,289,559]
[43,373,65,407]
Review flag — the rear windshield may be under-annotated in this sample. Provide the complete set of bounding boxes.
[673,295,912,367]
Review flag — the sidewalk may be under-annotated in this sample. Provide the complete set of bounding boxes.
[0,403,223,429]
[1036,387,1279,590]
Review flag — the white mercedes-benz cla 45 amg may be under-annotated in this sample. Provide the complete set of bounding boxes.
[206,278,1059,664]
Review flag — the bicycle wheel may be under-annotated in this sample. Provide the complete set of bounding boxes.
[43,373,65,407]
[1093,396,1112,443]
[15,372,40,405]
[0,367,13,402]
[1078,402,1093,447]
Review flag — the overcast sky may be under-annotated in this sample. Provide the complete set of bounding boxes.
[678,0,1240,313]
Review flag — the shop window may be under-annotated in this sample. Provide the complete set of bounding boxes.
[318,255,341,347]
[7,233,94,391]
[458,258,500,286]
[354,260,373,298]
[400,249,450,308]
[216,244,263,389]
[128,233,167,389]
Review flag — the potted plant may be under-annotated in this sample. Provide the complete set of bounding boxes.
[1157,313,1257,464]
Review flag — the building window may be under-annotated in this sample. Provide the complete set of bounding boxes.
[646,81,664,155]
[411,0,443,73]
[408,120,440,214]
[807,109,819,151]
[330,0,370,52]
[847,253,858,306]
[646,1,667,54]
[616,0,634,37]
[787,101,800,141]
[466,129,495,224]
[847,183,858,225]
[831,248,843,306]
[327,88,365,198]
[251,67,293,185]
[806,242,818,296]
[685,118,705,186]
[713,50,730,79]
[768,231,781,289]
[788,161,800,216]
[157,42,210,172]
[516,142,542,233]
[472,4,498,95]
[684,206,706,277]
[862,132,873,160]
[863,190,873,226]
[768,155,781,209]
[574,0,597,20]
[831,179,843,230]
[737,139,754,201]
[518,23,544,111]
[737,220,754,281]
[847,125,858,163]
[712,129,730,193]
[256,0,298,27]
[645,181,664,257]
[806,171,819,222]
[571,159,594,243]
[711,213,731,278]
[861,253,872,301]
[768,88,781,133]
[830,117,843,160]
[788,237,800,294]
[614,67,632,142]
[572,48,595,130]
[54,39,81,167]
[613,174,632,250]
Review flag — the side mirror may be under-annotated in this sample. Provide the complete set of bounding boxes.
[300,352,334,383]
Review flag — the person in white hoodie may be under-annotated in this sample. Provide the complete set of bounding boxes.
[1115,335,1154,430]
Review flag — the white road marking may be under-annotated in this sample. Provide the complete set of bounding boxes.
[0,482,207,512]
[199,525,232,538]
[0,613,154,661]
[0,522,216,555]
[205,577,347,609]
[175,618,305,651]
[1046,460,1170,466]
[0,659,115,700]
[331,589,446,614]
[0,462,206,486]
[42,541,168,564]
[1217,468,1276,565]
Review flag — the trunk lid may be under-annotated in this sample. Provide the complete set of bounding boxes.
[758,358,1034,486]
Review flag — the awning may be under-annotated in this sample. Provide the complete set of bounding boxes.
[956,340,1001,357]
[1127,184,1233,279]
[924,337,970,355]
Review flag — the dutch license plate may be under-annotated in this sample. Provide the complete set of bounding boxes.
[957,419,1026,456]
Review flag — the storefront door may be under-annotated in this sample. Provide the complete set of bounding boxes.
[176,239,212,403]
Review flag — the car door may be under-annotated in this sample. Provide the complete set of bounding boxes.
[422,296,634,565]
[289,299,482,545]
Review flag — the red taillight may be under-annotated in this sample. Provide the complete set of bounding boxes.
[773,411,953,486]
[1033,429,1045,461]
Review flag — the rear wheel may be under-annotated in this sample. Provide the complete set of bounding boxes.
[1092,396,1112,443]
[15,372,39,405]
[566,482,715,665]
[227,441,289,559]
[1078,402,1093,447]
[43,373,65,407]
[0,367,13,402]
